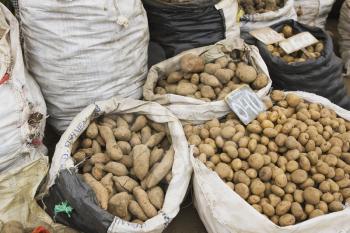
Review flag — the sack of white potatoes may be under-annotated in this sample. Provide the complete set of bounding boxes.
[143,38,272,124]
[42,97,191,233]
[186,91,350,233]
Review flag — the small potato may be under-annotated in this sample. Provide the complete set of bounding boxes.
[250,179,266,195]
[303,187,321,205]
[215,163,233,180]
[248,153,264,170]
[279,214,295,226]
[329,201,343,212]
[262,203,275,217]
[275,201,291,216]
[291,202,304,219]
[235,183,250,199]
[291,169,308,184]
[236,64,257,83]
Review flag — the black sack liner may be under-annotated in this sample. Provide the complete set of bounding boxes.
[255,19,350,110]
[43,169,114,233]
[142,0,225,58]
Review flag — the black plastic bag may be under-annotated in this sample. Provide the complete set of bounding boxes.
[255,20,350,110]
[142,0,227,59]
[43,169,114,233]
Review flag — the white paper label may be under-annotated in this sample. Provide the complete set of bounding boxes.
[279,32,318,54]
[225,85,266,125]
[249,27,285,45]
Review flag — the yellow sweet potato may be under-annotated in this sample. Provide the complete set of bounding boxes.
[98,125,123,161]
[133,186,158,218]
[113,176,139,193]
[104,162,128,176]
[83,173,109,210]
[133,145,151,180]
[147,186,165,210]
[131,116,148,132]
[143,147,174,189]
[128,200,148,221]
[108,192,131,219]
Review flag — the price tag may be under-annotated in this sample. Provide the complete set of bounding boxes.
[249,27,285,45]
[225,85,266,125]
[279,32,318,54]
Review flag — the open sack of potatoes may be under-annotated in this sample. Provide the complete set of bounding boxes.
[187,91,350,233]
[143,38,271,124]
[42,97,191,233]
[239,0,297,36]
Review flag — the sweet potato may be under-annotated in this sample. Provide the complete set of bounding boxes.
[133,145,151,180]
[133,186,158,218]
[83,173,109,209]
[143,148,174,189]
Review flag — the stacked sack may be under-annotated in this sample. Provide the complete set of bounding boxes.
[15,0,149,132]
[0,3,50,229]
[142,0,240,59]
[255,20,350,110]
[294,0,335,29]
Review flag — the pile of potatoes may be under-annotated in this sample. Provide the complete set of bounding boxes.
[239,0,285,14]
[185,91,350,226]
[72,114,174,223]
[154,52,269,102]
[267,25,325,63]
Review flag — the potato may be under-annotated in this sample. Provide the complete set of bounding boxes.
[215,69,234,84]
[251,73,268,90]
[176,82,198,96]
[147,186,165,210]
[248,153,264,170]
[108,192,131,219]
[291,169,308,184]
[143,148,174,189]
[329,201,343,212]
[276,201,291,216]
[215,162,233,180]
[250,179,265,195]
[129,200,148,221]
[236,64,257,83]
[132,145,150,180]
[200,85,216,99]
[98,125,123,161]
[274,173,288,188]
[261,203,275,217]
[133,186,158,218]
[259,166,272,182]
[180,54,205,73]
[146,132,166,148]
[278,214,295,226]
[104,162,128,176]
[83,173,109,210]
[235,183,250,199]
[303,187,321,205]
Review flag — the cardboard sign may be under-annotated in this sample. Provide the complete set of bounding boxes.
[225,85,266,125]
[249,27,285,45]
[279,32,318,54]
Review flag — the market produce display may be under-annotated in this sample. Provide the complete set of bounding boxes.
[154,52,269,102]
[239,0,285,14]
[266,25,325,63]
[186,91,350,226]
[72,114,173,223]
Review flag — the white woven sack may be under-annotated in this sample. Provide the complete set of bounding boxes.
[143,38,272,125]
[240,0,297,34]
[46,97,192,233]
[338,0,350,76]
[0,4,46,172]
[191,91,350,233]
[294,0,335,29]
[17,0,149,132]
